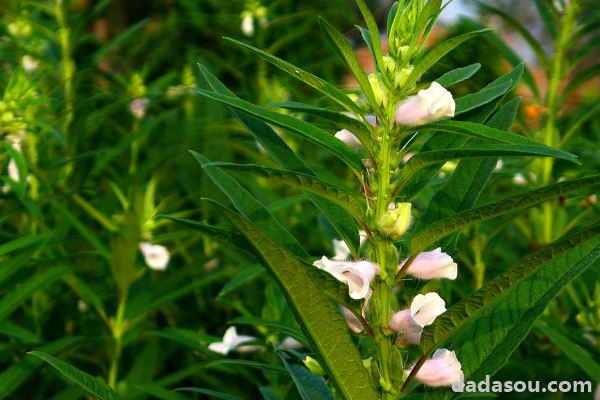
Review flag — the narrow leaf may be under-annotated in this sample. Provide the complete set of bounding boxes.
[435,64,481,88]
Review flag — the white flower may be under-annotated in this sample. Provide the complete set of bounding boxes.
[341,306,364,333]
[389,292,446,345]
[241,12,254,36]
[334,115,376,150]
[401,248,457,280]
[280,336,303,350]
[208,326,258,355]
[139,242,170,271]
[313,257,379,300]
[7,159,19,182]
[21,55,39,71]
[394,82,455,127]
[130,97,149,119]
[332,230,367,260]
[408,349,463,387]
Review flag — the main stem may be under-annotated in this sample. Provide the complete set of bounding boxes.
[108,292,127,389]
[373,127,397,400]
[541,1,577,244]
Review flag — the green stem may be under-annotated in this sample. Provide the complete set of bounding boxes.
[54,0,75,142]
[108,292,127,389]
[541,0,578,244]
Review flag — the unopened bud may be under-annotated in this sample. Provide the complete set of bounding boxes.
[303,356,325,376]
[368,73,386,107]
[377,202,412,240]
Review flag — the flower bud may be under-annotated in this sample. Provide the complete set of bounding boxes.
[208,326,258,355]
[241,11,254,36]
[377,202,412,240]
[139,242,170,271]
[401,248,457,280]
[394,65,413,88]
[394,82,455,127]
[303,356,325,376]
[389,292,446,345]
[313,257,379,300]
[406,349,463,387]
[368,73,386,107]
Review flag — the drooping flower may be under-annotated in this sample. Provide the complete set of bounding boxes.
[401,248,457,280]
[407,349,463,387]
[313,257,379,300]
[334,115,376,150]
[130,97,149,120]
[377,202,412,240]
[139,242,170,271]
[208,326,258,355]
[389,292,446,345]
[394,82,455,127]
[332,230,368,260]
[341,306,364,333]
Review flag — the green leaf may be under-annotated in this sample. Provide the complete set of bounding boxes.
[477,1,550,70]
[222,38,364,117]
[197,65,361,255]
[196,89,363,171]
[354,0,384,70]
[175,387,240,400]
[426,120,578,163]
[435,64,481,88]
[448,230,600,388]
[406,29,490,88]
[414,97,521,246]
[319,18,377,107]
[0,337,80,399]
[146,328,216,355]
[53,203,110,260]
[271,101,371,144]
[230,316,308,346]
[278,350,334,400]
[534,0,558,39]
[536,321,600,382]
[0,320,40,343]
[28,351,123,400]
[260,387,283,400]
[135,385,190,400]
[213,204,377,400]
[563,64,600,99]
[0,234,46,257]
[386,1,400,35]
[454,81,512,115]
[218,264,265,298]
[0,266,70,321]
[400,143,573,184]
[206,162,365,220]
[205,359,288,375]
[410,175,600,254]
[192,152,309,259]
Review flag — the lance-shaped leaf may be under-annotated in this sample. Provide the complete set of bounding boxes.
[410,175,600,254]
[425,121,577,163]
[421,226,600,352]
[434,63,481,88]
[271,101,372,145]
[197,64,362,256]
[278,350,334,400]
[214,204,378,400]
[223,37,364,117]
[454,81,512,115]
[207,162,365,220]
[29,351,123,400]
[399,143,571,185]
[355,0,384,69]
[425,229,600,398]
[405,29,490,88]
[319,18,377,108]
[196,89,363,171]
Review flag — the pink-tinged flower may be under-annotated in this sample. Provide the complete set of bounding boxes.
[139,242,170,271]
[21,55,39,71]
[341,306,364,333]
[401,248,457,280]
[208,326,258,355]
[313,257,379,300]
[407,349,463,387]
[334,115,376,150]
[389,292,446,345]
[130,97,149,119]
[332,230,368,261]
[394,82,455,127]
[280,336,303,350]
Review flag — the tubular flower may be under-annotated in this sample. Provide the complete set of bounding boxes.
[401,248,457,280]
[394,82,455,127]
[407,349,463,387]
[208,326,258,355]
[139,242,170,271]
[313,257,379,300]
[341,306,365,333]
[389,292,446,345]
[334,115,376,150]
[333,230,368,260]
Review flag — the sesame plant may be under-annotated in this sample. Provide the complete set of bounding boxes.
[186,1,600,399]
